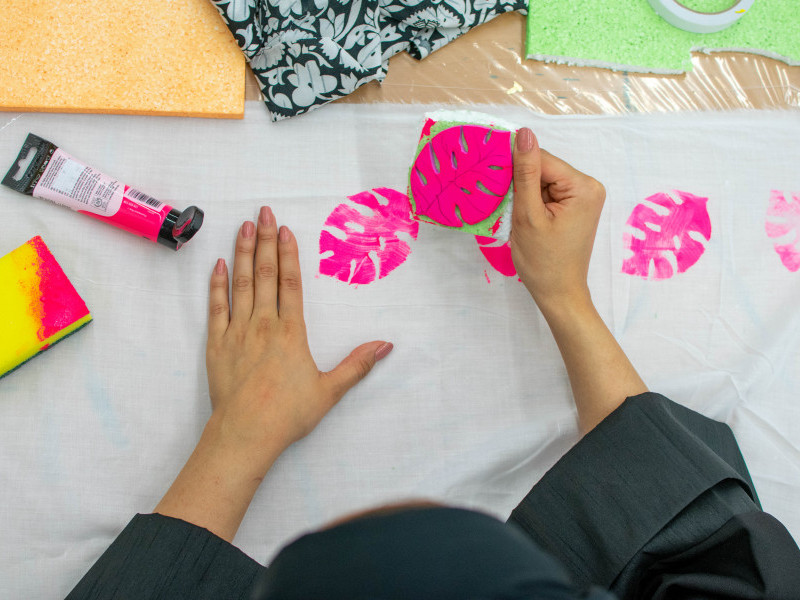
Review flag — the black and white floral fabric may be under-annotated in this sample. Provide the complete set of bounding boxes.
[210,0,527,121]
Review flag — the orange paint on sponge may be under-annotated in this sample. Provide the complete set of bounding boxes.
[0,236,91,379]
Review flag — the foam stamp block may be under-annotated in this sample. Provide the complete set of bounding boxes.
[0,236,92,379]
[408,111,519,241]
[526,0,800,74]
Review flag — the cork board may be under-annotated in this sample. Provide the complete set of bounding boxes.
[0,0,245,119]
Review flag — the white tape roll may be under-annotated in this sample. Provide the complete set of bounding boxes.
[646,0,754,34]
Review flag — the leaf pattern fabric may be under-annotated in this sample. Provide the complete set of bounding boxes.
[210,0,527,121]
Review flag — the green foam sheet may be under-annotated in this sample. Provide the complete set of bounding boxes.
[526,0,800,73]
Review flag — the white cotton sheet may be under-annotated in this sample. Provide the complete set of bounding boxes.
[0,104,798,597]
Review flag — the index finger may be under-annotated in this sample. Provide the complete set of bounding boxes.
[538,148,602,205]
[539,148,584,185]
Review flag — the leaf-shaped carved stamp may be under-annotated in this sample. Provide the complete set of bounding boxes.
[765,190,800,272]
[622,190,712,280]
[319,188,419,286]
[475,235,517,278]
[410,125,513,228]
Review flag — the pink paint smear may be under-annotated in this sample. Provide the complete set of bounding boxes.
[475,235,516,278]
[622,190,712,280]
[765,190,800,272]
[28,236,90,341]
[319,188,419,285]
[419,118,435,142]
[410,125,512,227]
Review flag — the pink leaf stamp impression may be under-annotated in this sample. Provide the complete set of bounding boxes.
[319,188,419,286]
[765,190,800,272]
[622,190,712,280]
[409,123,513,235]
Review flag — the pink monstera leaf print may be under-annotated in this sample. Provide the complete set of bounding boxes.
[475,235,516,278]
[319,188,419,285]
[765,190,800,272]
[622,190,712,280]
[410,125,513,227]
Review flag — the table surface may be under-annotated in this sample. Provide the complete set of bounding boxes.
[3,8,800,598]
[246,13,800,115]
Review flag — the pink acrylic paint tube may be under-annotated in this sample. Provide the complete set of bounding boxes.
[2,133,203,250]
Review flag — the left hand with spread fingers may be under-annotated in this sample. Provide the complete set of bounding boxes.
[154,206,392,542]
[206,205,392,466]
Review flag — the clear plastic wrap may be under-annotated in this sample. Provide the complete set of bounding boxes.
[245,13,800,114]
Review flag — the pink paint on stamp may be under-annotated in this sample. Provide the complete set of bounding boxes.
[410,125,513,227]
[319,188,419,286]
[622,190,712,280]
[765,190,800,272]
[419,118,436,142]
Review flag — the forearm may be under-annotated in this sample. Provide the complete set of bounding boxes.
[154,415,281,542]
[538,294,648,434]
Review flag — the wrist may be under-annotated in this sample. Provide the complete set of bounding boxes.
[153,415,278,542]
[203,412,284,480]
[532,287,596,325]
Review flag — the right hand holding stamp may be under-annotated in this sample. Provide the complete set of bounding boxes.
[510,128,606,316]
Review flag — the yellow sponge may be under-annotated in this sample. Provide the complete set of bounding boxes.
[0,236,91,379]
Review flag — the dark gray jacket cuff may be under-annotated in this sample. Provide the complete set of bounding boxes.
[508,392,760,589]
[65,513,263,600]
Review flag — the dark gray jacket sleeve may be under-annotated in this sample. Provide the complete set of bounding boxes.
[507,392,800,600]
[65,513,263,600]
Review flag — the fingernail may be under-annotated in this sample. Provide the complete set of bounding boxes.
[279,226,291,243]
[259,206,272,226]
[214,258,225,275]
[516,128,534,153]
[374,342,393,362]
[242,221,255,238]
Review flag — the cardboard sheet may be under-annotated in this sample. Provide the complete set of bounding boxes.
[0,104,798,596]
[0,0,245,118]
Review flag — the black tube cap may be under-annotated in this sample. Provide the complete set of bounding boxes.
[157,206,204,251]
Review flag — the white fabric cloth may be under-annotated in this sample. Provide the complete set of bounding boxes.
[0,105,798,598]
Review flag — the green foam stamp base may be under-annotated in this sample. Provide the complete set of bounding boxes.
[526,0,800,74]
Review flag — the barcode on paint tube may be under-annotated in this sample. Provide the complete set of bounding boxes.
[127,188,163,209]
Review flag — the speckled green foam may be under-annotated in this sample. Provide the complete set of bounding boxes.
[526,1,800,74]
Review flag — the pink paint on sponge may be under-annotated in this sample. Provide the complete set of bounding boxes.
[0,236,92,378]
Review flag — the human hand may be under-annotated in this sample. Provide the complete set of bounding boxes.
[509,128,605,316]
[206,206,393,474]
[155,207,392,541]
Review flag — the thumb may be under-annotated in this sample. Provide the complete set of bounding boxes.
[324,341,393,401]
[512,128,545,226]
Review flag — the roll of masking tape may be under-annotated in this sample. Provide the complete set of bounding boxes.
[646,0,754,34]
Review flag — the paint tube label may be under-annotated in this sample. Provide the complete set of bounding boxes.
[32,148,123,217]
[125,187,165,211]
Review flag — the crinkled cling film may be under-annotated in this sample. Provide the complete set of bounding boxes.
[245,13,800,114]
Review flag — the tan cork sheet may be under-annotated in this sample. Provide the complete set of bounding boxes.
[0,0,245,119]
